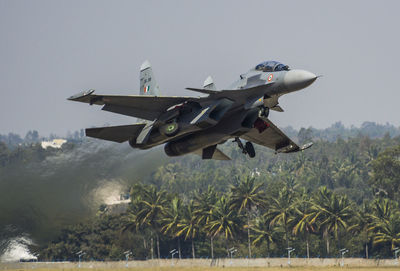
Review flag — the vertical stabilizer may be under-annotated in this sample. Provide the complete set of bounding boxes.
[203,76,216,90]
[140,60,160,96]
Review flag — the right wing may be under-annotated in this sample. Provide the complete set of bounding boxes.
[85,123,146,143]
[186,82,275,104]
[241,118,307,153]
[68,90,198,120]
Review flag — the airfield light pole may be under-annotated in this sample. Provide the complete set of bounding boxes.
[228,247,237,259]
[169,249,178,266]
[340,248,349,267]
[228,247,237,266]
[124,251,132,268]
[393,247,400,265]
[286,247,295,266]
[170,249,178,260]
[76,251,86,268]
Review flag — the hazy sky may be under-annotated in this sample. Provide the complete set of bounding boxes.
[1,0,399,136]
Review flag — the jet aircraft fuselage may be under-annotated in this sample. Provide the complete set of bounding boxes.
[69,60,317,160]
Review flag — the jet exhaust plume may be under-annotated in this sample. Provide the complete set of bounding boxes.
[0,139,166,261]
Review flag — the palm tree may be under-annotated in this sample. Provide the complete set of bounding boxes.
[311,187,353,255]
[135,185,168,259]
[371,213,400,250]
[206,195,242,256]
[194,186,218,225]
[292,191,316,259]
[161,196,183,259]
[369,199,400,251]
[122,185,151,257]
[176,200,199,259]
[370,198,395,222]
[252,215,275,257]
[193,186,218,259]
[331,158,357,188]
[153,164,179,187]
[266,187,295,249]
[348,203,373,259]
[230,176,265,258]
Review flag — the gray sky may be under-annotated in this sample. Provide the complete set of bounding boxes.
[1,0,399,136]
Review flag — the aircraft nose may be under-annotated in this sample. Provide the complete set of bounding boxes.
[283,69,317,91]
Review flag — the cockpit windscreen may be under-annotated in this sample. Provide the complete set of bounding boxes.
[255,61,289,72]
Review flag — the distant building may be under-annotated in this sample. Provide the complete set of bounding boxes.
[105,202,129,215]
[41,139,67,149]
[102,193,131,215]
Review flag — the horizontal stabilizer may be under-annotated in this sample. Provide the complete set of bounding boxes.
[86,123,146,143]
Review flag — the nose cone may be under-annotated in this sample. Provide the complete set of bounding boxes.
[283,69,317,91]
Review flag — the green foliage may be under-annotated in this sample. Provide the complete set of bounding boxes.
[37,175,400,260]
[370,145,400,201]
[35,135,400,260]
[3,124,400,260]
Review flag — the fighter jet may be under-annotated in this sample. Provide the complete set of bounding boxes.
[68,60,317,160]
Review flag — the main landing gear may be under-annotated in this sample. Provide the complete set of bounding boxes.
[259,106,270,118]
[234,137,255,158]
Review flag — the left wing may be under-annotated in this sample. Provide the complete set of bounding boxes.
[68,90,199,120]
[68,83,272,120]
[241,117,312,153]
[69,83,274,121]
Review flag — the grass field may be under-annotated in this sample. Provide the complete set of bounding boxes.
[2,258,399,271]
[5,268,400,271]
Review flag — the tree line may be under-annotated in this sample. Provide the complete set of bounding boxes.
[119,179,400,260]
[15,126,398,261]
[39,141,400,261]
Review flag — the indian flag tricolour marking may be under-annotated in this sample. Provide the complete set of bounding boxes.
[144,85,150,93]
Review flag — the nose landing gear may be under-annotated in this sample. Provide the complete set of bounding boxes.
[234,137,256,158]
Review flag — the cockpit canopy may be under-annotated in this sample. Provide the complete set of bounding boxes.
[255,61,289,72]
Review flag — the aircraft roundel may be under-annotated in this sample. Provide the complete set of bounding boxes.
[267,74,273,82]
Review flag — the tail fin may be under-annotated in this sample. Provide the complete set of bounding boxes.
[203,76,216,90]
[140,60,160,96]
